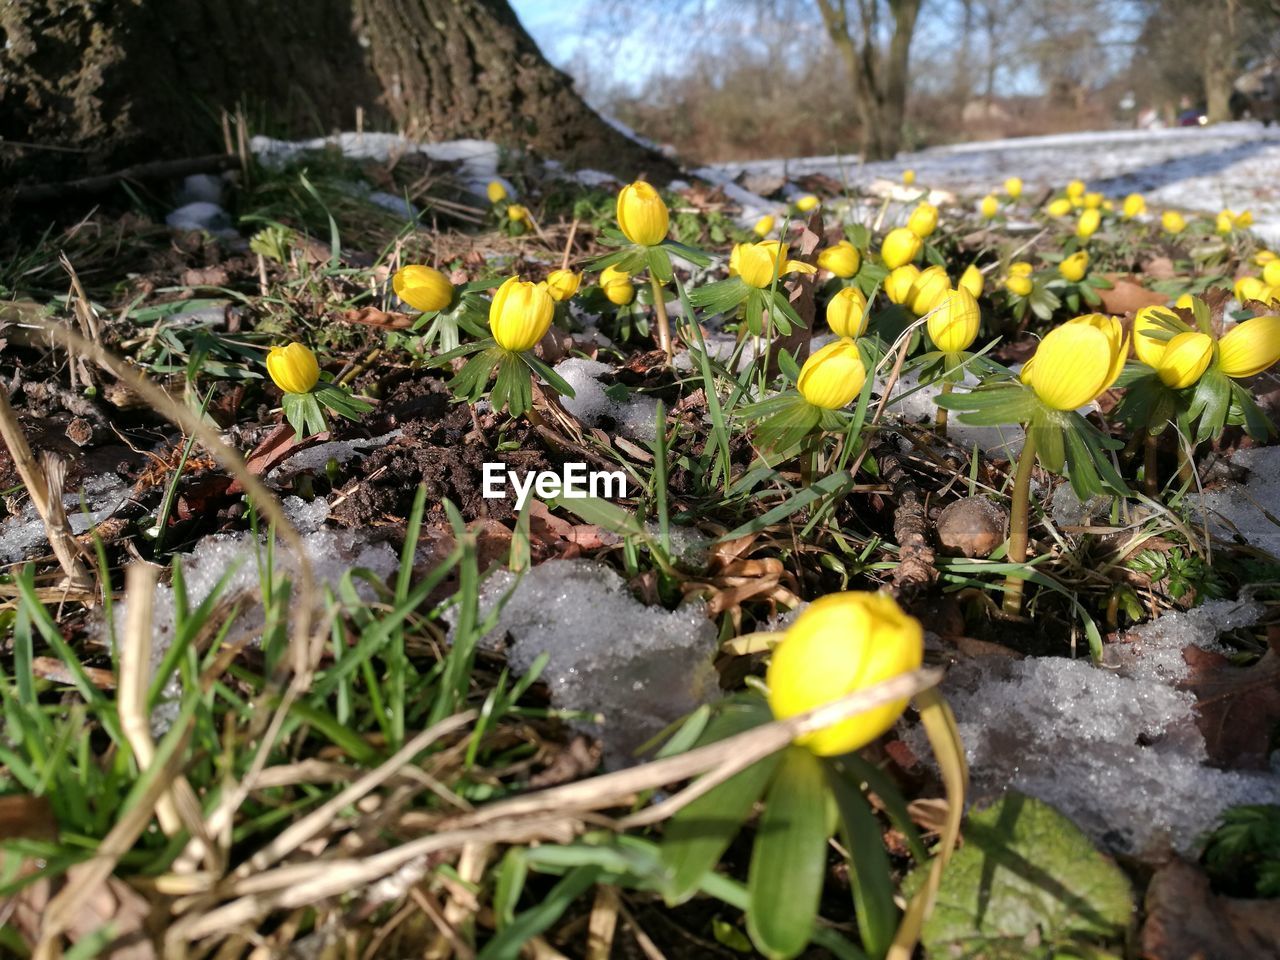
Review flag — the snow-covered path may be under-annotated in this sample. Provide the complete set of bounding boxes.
[706,122,1280,244]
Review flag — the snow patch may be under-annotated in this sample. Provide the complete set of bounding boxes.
[554,358,660,442]
[1,473,129,565]
[1198,446,1280,557]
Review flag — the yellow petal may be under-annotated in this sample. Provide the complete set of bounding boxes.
[1218,315,1280,379]
[1027,324,1114,410]
[797,338,866,409]
[1156,331,1214,388]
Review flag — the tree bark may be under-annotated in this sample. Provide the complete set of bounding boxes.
[0,0,675,185]
[1202,0,1238,123]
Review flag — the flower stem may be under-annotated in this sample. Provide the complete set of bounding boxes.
[1002,429,1038,617]
[935,381,953,436]
[650,274,672,362]
[1143,432,1158,497]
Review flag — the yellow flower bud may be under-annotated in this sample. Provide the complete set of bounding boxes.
[1132,305,1171,367]
[796,194,820,212]
[1123,193,1147,218]
[885,265,921,305]
[902,169,916,186]
[1083,192,1104,209]
[753,214,776,237]
[1046,198,1073,218]
[508,204,530,224]
[1218,316,1280,379]
[489,276,554,352]
[766,592,923,756]
[959,263,984,299]
[1266,286,1280,305]
[1216,210,1236,234]
[909,264,951,316]
[1006,274,1033,297]
[1236,210,1254,229]
[907,202,939,238]
[1155,331,1214,388]
[1059,250,1089,282]
[600,264,635,306]
[1010,261,1034,277]
[486,180,508,204]
[616,181,670,246]
[1161,210,1186,234]
[1175,293,1196,309]
[393,264,454,313]
[1022,315,1126,410]
[1103,200,1115,212]
[797,338,867,410]
[1255,250,1278,267]
[544,269,581,302]
[1066,180,1086,200]
[1264,260,1280,288]
[1236,275,1269,304]
[1076,208,1101,239]
[826,287,869,338]
[980,194,999,219]
[880,227,922,269]
[266,343,320,395]
[1004,177,1023,199]
[817,240,861,278]
[928,287,980,353]
[730,240,817,289]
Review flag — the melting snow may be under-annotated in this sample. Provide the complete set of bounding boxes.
[1,473,129,565]
[554,357,660,442]
[1198,445,1280,558]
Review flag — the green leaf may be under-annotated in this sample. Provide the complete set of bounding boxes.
[688,276,750,314]
[492,350,533,417]
[646,244,675,283]
[662,238,713,267]
[902,792,1133,960]
[936,385,1036,427]
[477,865,602,960]
[747,747,831,959]
[520,351,576,399]
[825,766,898,959]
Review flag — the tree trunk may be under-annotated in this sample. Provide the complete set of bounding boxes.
[1202,0,1238,123]
[0,0,674,185]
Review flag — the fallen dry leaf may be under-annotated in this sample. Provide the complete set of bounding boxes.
[1181,646,1280,770]
[1098,275,1169,315]
[1141,857,1280,960]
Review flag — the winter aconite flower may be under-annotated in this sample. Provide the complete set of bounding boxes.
[600,264,635,306]
[1066,179,1086,201]
[753,214,776,238]
[544,269,581,302]
[1005,177,1023,199]
[1083,192,1104,209]
[817,240,861,278]
[507,204,530,224]
[827,287,869,338]
[907,202,939,238]
[959,264,984,298]
[881,227,922,269]
[885,264,921,305]
[796,194,820,212]
[980,194,999,219]
[797,338,866,410]
[486,180,508,203]
[1059,250,1089,282]
[927,287,980,353]
[266,343,320,395]
[1155,331,1214,388]
[393,264,454,313]
[489,276,554,352]
[1216,210,1236,234]
[1005,261,1034,297]
[1132,305,1171,366]
[766,592,924,756]
[1021,314,1126,410]
[1264,260,1280,288]
[1076,208,1101,239]
[1161,210,1187,235]
[616,181,670,246]
[902,169,916,186]
[1235,276,1269,305]
[1217,316,1280,379]
[1123,193,1147,218]
[909,265,951,316]
[1046,198,1073,218]
[730,241,816,288]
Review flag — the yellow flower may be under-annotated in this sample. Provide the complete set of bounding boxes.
[1005,177,1023,199]
[885,265,921,305]
[616,181,669,246]
[1175,293,1196,309]
[1236,210,1254,229]
[753,214,776,237]
[827,287,869,338]
[507,204,530,223]
[486,180,508,204]
[1066,179,1086,200]
[1103,199,1115,212]
[1216,210,1236,234]
[907,202,939,238]
[1123,193,1147,218]
[266,343,320,395]
[1077,208,1101,239]
[980,194,999,219]
[1155,331,1214,388]
[1046,198,1073,217]
[393,264,454,313]
[817,240,861,278]
[959,263,984,299]
[880,227,922,269]
[1006,274,1033,297]
[730,240,817,289]
[1236,275,1269,304]
[1022,314,1126,410]
[928,287,980,353]
[544,269,581,302]
[1132,305,1172,367]
[797,338,867,410]
[902,169,916,186]
[1256,250,1278,266]
[1264,260,1280,287]
[1059,250,1089,282]
[909,265,951,316]
[796,194,820,212]
[1218,316,1280,378]
[1083,192,1104,209]
[766,592,923,756]
[600,264,635,306]
[1010,261,1033,277]
[489,276,554,352]
[1162,210,1187,234]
